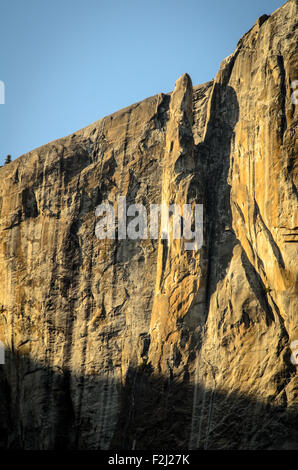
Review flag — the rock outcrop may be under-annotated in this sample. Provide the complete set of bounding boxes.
[0,0,297,450]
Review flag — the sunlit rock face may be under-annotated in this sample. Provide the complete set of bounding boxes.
[0,0,297,450]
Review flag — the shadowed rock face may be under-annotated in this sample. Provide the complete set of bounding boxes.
[0,0,297,450]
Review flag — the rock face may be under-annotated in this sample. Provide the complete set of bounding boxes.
[0,0,297,450]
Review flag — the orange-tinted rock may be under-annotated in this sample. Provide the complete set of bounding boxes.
[0,0,297,450]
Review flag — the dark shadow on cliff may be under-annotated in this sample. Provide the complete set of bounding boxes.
[194,80,277,329]
[0,349,297,450]
[194,82,240,320]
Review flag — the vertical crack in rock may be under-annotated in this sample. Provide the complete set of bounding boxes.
[148,73,206,377]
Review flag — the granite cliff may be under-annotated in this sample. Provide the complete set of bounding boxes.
[0,0,297,449]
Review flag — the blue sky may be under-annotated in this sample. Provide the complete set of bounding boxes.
[0,0,285,165]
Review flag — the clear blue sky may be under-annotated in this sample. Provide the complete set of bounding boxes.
[0,0,285,165]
